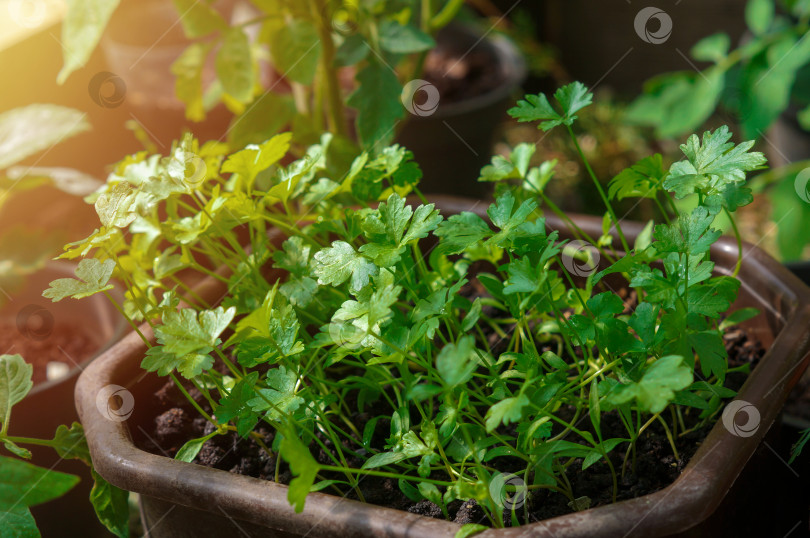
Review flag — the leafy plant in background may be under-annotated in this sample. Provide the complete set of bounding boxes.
[57,0,465,151]
[46,84,764,533]
[625,0,810,260]
[626,0,810,140]
[0,354,128,537]
[0,105,102,298]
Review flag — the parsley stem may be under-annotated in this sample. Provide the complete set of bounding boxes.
[724,207,743,278]
[566,125,630,253]
[2,435,58,448]
[171,374,215,425]
[103,291,150,346]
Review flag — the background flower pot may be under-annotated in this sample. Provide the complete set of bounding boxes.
[6,262,125,537]
[75,197,810,537]
[396,25,526,198]
[540,0,748,95]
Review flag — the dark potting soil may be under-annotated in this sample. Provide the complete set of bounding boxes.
[0,319,95,384]
[135,318,765,527]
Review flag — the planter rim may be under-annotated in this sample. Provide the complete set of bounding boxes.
[75,196,810,537]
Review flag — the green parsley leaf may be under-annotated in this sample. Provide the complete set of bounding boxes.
[608,355,693,413]
[43,258,116,301]
[313,240,378,293]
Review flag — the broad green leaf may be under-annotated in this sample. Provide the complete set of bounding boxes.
[248,366,304,420]
[171,0,227,38]
[508,81,592,131]
[0,105,90,169]
[222,132,292,183]
[455,524,489,538]
[720,307,759,330]
[0,505,38,538]
[691,34,730,63]
[487,191,538,247]
[653,207,720,256]
[434,212,491,254]
[609,154,665,200]
[175,431,218,462]
[43,258,115,301]
[216,28,255,103]
[746,0,774,35]
[57,0,120,84]
[279,432,319,513]
[313,240,378,293]
[0,455,78,509]
[485,393,529,432]
[689,331,728,381]
[50,423,91,464]
[152,306,235,375]
[226,92,295,149]
[665,124,768,200]
[608,355,693,413]
[362,451,408,469]
[0,355,32,435]
[347,61,404,148]
[378,21,435,53]
[739,34,810,139]
[436,336,478,387]
[269,20,321,85]
[626,69,725,138]
[89,470,129,538]
[215,372,260,437]
[172,42,213,121]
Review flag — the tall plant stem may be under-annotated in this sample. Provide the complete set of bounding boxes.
[566,125,630,253]
[313,0,348,138]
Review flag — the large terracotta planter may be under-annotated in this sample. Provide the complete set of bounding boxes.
[75,197,810,537]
